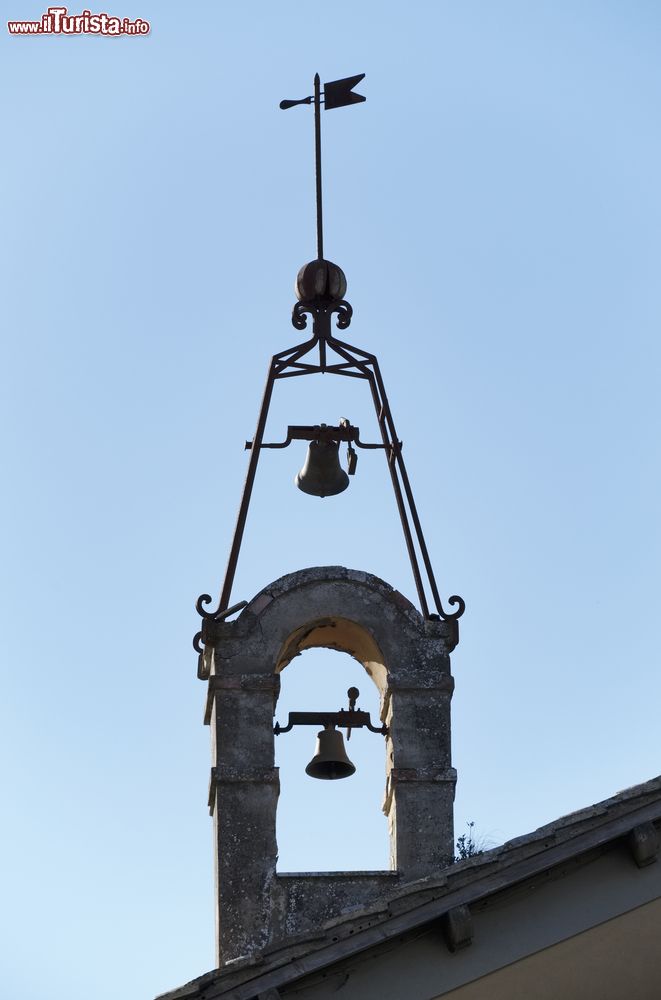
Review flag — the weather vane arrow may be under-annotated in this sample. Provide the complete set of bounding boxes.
[280,73,366,260]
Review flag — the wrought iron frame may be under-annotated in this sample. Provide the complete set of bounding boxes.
[196,294,465,626]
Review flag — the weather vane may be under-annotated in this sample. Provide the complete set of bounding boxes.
[280,73,366,260]
[194,72,464,669]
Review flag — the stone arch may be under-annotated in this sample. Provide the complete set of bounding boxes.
[275,615,388,692]
[237,566,437,687]
[202,566,457,962]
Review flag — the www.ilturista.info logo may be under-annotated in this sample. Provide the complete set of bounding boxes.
[8,7,150,34]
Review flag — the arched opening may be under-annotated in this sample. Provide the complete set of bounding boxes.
[275,615,389,693]
[274,646,389,872]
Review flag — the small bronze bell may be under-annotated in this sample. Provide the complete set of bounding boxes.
[295,440,350,497]
[305,726,356,780]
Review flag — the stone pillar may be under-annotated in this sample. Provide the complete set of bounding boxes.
[381,622,456,876]
[207,670,281,964]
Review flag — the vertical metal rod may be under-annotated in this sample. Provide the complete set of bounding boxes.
[218,362,277,612]
[329,332,442,618]
[366,371,430,618]
[314,73,323,260]
[329,337,431,618]
[316,307,329,370]
[372,360,444,616]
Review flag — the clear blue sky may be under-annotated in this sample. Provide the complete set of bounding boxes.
[2,2,660,998]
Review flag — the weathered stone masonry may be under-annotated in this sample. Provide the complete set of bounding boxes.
[199,566,457,966]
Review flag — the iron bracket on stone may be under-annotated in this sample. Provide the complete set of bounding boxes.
[193,599,249,680]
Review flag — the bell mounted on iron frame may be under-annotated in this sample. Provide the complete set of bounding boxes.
[196,296,466,624]
[295,422,358,497]
[274,687,387,781]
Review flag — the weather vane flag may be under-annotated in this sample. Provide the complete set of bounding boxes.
[280,73,366,260]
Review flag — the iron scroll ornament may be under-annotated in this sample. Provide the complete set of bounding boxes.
[196,593,218,620]
[292,299,353,332]
[431,595,466,621]
[195,596,249,623]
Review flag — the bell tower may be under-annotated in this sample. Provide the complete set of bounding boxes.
[193,73,464,967]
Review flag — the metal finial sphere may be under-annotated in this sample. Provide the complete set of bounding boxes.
[296,259,347,302]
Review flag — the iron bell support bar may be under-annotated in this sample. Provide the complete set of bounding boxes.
[246,421,387,452]
[196,73,464,631]
[273,711,387,737]
[273,688,387,738]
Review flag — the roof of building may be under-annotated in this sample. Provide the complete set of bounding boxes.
[157,774,661,1000]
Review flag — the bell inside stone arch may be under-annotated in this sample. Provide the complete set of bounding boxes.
[305,726,356,780]
[295,440,349,497]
